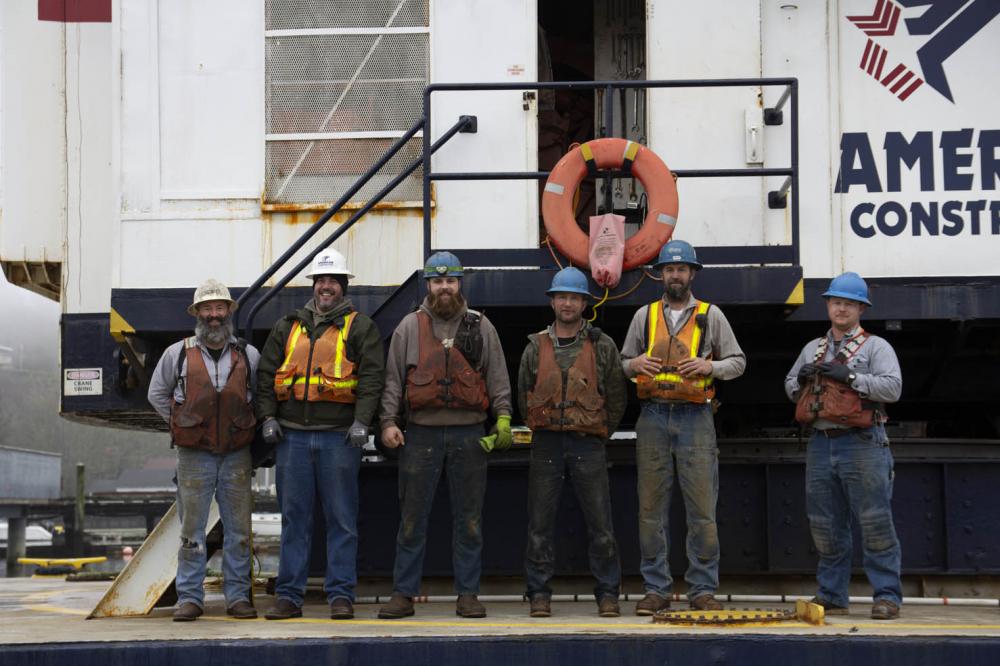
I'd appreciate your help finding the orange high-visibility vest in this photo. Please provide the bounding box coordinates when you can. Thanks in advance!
[635,300,715,404]
[526,333,607,437]
[273,313,358,403]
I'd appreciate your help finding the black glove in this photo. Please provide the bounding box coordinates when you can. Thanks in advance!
[348,420,369,448]
[262,417,283,445]
[797,363,822,385]
[818,362,853,385]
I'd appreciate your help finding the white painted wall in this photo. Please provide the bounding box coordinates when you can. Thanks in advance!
[0,2,67,269]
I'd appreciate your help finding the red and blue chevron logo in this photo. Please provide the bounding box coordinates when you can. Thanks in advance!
[846,0,1000,104]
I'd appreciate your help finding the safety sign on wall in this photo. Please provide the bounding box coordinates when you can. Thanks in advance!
[64,368,103,396]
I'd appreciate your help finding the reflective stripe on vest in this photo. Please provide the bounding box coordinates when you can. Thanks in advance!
[645,300,713,389]
[277,313,358,392]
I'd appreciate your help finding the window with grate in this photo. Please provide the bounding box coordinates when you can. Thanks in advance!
[264,0,429,205]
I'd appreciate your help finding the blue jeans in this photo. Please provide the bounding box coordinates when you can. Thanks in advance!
[806,426,902,607]
[525,431,621,601]
[176,446,252,609]
[635,401,719,599]
[391,423,486,596]
[274,428,361,605]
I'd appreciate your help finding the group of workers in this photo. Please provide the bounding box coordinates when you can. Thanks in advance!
[148,239,903,623]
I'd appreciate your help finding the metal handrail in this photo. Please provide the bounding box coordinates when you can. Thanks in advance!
[240,115,476,338]
[421,77,799,266]
[234,116,425,322]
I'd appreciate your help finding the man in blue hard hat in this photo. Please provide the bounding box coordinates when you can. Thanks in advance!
[785,272,903,620]
[517,267,627,618]
[378,251,513,619]
[620,240,746,615]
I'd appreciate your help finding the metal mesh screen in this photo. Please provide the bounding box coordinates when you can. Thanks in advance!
[266,0,428,30]
[264,0,429,205]
[266,34,426,134]
[265,137,424,204]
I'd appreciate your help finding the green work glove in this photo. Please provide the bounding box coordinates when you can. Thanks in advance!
[494,415,513,451]
[479,433,498,453]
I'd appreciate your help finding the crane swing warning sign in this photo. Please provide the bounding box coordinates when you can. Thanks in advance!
[64,368,103,396]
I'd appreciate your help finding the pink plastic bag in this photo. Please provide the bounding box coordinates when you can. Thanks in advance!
[588,213,625,288]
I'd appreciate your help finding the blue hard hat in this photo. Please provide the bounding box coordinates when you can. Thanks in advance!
[546,267,591,297]
[822,272,871,306]
[653,239,702,269]
[423,251,464,278]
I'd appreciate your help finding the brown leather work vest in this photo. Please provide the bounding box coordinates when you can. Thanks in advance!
[635,300,715,403]
[526,333,608,438]
[171,339,256,453]
[406,311,489,413]
[273,314,358,403]
[795,330,882,428]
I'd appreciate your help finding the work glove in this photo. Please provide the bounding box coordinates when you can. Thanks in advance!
[348,420,369,448]
[818,362,853,385]
[796,363,822,386]
[479,415,513,453]
[261,417,283,445]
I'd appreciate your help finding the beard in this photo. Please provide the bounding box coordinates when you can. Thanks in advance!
[195,314,233,347]
[665,280,691,301]
[428,289,466,319]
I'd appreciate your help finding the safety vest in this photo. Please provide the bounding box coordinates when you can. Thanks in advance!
[635,300,715,403]
[406,311,489,413]
[170,339,256,453]
[795,329,883,428]
[273,313,358,403]
[526,332,608,438]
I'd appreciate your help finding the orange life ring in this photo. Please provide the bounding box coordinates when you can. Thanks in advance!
[541,138,679,271]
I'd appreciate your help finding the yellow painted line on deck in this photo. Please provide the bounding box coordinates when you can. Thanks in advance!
[23,604,90,617]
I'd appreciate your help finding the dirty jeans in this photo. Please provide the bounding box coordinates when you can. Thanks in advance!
[391,423,486,596]
[274,428,361,605]
[175,445,252,609]
[524,431,621,601]
[635,401,719,600]
[806,426,902,607]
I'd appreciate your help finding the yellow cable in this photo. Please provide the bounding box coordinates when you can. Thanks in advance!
[588,288,609,322]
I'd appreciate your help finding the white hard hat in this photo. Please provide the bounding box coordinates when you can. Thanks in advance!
[305,249,354,279]
[188,279,236,316]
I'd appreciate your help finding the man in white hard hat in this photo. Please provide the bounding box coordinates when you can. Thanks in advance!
[785,272,903,620]
[256,249,384,621]
[148,279,260,621]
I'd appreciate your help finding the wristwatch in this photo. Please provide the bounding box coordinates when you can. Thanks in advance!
[847,371,857,386]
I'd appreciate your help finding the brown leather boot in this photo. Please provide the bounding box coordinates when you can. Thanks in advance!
[378,594,415,619]
[635,593,670,616]
[529,595,551,617]
[689,593,723,611]
[264,597,302,620]
[226,600,258,619]
[456,594,487,618]
[330,598,354,620]
[172,602,203,622]
[598,596,621,618]
[870,599,899,620]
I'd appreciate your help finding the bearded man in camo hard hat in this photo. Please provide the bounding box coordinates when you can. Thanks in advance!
[148,279,260,622]
[378,251,513,620]
[255,248,385,621]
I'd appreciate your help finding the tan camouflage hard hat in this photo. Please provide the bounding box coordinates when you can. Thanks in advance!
[187,279,237,316]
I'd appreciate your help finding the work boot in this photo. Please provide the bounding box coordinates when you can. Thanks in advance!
[598,596,621,618]
[226,600,258,619]
[529,595,551,618]
[456,594,487,618]
[689,593,723,611]
[809,596,849,616]
[378,594,415,619]
[635,593,670,616]
[870,599,900,620]
[264,598,302,620]
[330,598,354,620]
[172,602,203,622]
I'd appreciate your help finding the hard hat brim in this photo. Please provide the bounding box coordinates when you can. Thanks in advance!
[187,299,238,316]
[545,288,591,297]
[822,289,872,306]
[652,260,702,270]
[306,270,355,279]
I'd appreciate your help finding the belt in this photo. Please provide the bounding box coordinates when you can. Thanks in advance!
[813,427,867,438]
